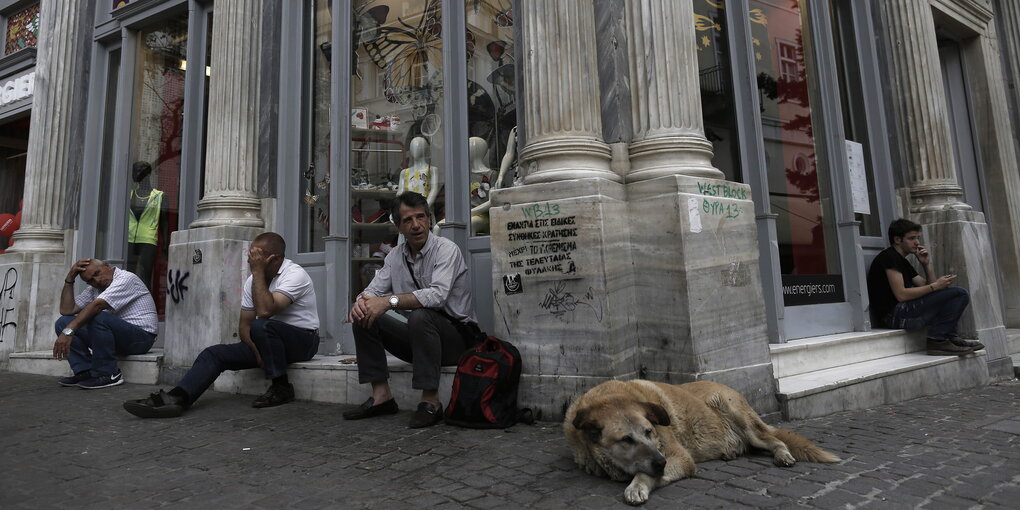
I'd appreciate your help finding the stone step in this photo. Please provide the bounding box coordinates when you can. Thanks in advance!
[776,349,989,420]
[8,349,164,385]
[1007,329,1020,354]
[212,354,455,407]
[770,329,927,379]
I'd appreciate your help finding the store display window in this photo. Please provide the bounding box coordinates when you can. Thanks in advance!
[0,116,27,254]
[126,15,189,316]
[348,0,446,298]
[4,2,38,56]
[694,0,741,184]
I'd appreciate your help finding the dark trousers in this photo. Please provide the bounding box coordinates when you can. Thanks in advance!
[55,313,155,377]
[175,318,318,403]
[353,309,469,391]
[888,286,970,340]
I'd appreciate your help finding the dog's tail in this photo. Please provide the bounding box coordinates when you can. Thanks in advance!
[773,429,841,463]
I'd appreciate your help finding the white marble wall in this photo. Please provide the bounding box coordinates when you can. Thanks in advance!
[627,175,775,413]
[489,179,637,418]
[0,253,66,363]
[162,226,262,373]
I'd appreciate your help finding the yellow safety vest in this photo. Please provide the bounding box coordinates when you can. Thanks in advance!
[127,189,163,245]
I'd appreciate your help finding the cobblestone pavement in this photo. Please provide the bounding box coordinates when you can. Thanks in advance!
[1,371,1018,509]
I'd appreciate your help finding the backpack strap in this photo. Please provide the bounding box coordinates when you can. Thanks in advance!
[405,258,485,348]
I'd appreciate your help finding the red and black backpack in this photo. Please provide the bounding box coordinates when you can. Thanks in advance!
[445,335,533,428]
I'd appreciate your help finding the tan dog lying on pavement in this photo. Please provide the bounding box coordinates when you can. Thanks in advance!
[564,380,840,505]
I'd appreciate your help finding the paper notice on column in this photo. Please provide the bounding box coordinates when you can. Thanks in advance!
[846,140,871,214]
[688,197,702,233]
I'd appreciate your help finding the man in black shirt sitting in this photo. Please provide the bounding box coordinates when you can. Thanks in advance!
[866,218,983,356]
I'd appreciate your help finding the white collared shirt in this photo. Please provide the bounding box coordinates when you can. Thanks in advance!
[75,267,158,334]
[241,259,319,330]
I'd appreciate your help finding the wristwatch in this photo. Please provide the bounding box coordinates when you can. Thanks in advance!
[389,295,399,309]
[61,328,75,337]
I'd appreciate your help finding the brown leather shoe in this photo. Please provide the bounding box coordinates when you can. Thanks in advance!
[926,338,974,356]
[342,397,399,420]
[408,401,443,428]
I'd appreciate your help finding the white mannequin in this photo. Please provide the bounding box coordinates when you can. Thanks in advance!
[397,137,440,210]
[470,127,516,235]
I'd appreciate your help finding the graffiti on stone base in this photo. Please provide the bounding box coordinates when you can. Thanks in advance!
[167,269,190,304]
[0,267,18,343]
[538,281,603,323]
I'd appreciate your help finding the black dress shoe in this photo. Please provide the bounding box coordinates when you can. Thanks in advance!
[123,390,185,418]
[949,336,985,350]
[252,382,295,408]
[408,401,443,428]
[343,397,399,420]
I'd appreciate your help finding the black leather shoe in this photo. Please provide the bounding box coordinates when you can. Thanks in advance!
[343,397,399,420]
[949,336,985,350]
[252,382,295,408]
[408,401,443,428]
[123,390,185,418]
[926,338,974,356]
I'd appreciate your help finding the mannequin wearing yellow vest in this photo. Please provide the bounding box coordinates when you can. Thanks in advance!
[127,161,167,288]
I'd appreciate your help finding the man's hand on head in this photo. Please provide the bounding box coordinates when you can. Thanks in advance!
[66,258,90,282]
[248,246,269,274]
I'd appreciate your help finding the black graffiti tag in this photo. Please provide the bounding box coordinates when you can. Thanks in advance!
[167,269,190,304]
[0,267,18,343]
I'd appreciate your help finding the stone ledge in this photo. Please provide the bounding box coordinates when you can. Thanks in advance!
[210,355,456,407]
[8,349,164,385]
[776,350,989,420]
[770,329,927,379]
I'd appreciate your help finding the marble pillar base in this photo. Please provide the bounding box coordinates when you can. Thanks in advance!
[489,178,637,417]
[0,252,67,363]
[914,208,1011,377]
[627,175,776,414]
[162,226,263,371]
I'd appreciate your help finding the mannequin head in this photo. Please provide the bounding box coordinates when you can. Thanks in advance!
[409,137,428,162]
[132,161,153,183]
[468,137,489,172]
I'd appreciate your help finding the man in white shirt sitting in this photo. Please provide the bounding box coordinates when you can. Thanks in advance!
[123,232,320,418]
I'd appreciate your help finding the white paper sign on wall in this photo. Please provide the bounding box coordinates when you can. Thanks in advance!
[846,140,870,215]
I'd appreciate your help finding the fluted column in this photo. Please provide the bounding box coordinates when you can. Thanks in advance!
[519,0,616,184]
[191,0,264,227]
[879,0,967,211]
[624,0,723,182]
[8,0,92,253]
[999,0,1020,144]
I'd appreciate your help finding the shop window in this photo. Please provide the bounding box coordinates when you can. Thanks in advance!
[694,0,741,183]
[349,0,446,298]
[750,0,843,301]
[127,15,189,317]
[465,0,517,236]
[829,0,881,237]
[95,50,121,260]
[299,0,333,253]
[0,116,27,254]
[4,2,39,55]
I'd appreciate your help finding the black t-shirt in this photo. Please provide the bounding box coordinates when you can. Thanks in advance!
[867,247,918,324]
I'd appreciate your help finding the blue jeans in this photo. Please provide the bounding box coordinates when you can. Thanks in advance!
[55,313,156,377]
[889,286,970,340]
[175,318,318,404]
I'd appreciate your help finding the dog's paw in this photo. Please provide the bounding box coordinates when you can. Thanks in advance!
[773,448,796,467]
[624,481,650,505]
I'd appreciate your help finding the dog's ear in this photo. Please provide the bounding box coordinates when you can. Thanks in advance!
[572,408,602,442]
[641,402,671,427]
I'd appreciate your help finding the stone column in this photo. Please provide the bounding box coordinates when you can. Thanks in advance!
[624,0,723,182]
[518,0,615,184]
[9,0,93,253]
[878,0,967,212]
[1,1,96,360]
[190,0,265,228]
[163,0,266,378]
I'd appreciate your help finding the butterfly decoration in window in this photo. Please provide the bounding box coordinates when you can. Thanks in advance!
[360,0,475,107]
